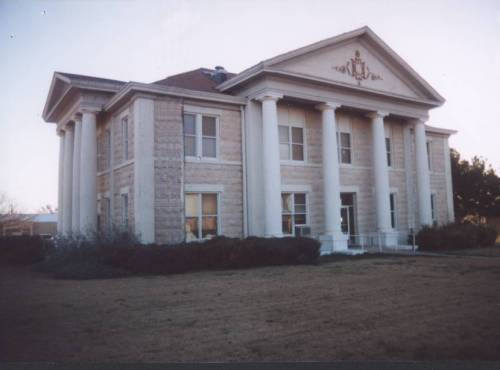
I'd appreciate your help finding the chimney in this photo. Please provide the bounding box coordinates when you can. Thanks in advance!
[212,66,228,84]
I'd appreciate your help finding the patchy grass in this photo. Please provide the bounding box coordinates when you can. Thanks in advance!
[1,252,500,361]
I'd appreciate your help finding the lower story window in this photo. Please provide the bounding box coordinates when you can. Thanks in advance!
[430,193,437,224]
[389,193,396,229]
[281,192,307,235]
[185,192,218,242]
[121,194,129,230]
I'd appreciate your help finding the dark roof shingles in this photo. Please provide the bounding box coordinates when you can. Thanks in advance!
[153,68,236,93]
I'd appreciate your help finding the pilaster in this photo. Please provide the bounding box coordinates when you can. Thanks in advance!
[133,97,155,243]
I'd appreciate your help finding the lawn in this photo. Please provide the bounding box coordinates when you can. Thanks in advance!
[1,251,500,361]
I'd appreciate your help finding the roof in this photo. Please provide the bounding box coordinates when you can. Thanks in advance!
[56,72,127,86]
[425,124,457,136]
[0,213,58,223]
[154,68,236,93]
[31,213,58,223]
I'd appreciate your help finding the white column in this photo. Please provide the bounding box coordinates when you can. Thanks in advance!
[367,111,395,245]
[316,102,348,253]
[57,131,65,233]
[79,110,98,235]
[62,124,74,235]
[71,116,82,234]
[256,92,283,237]
[414,119,432,226]
[133,97,155,243]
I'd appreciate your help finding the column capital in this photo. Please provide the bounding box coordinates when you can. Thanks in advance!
[80,106,101,115]
[72,113,82,123]
[315,101,341,111]
[254,91,283,102]
[366,110,390,120]
[409,117,428,126]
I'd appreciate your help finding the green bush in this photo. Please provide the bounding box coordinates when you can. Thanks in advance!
[37,234,320,279]
[0,235,52,265]
[416,222,498,251]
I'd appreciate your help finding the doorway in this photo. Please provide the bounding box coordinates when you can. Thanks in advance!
[340,192,356,244]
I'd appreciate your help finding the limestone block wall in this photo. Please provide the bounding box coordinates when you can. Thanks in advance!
[428,133,450,224]
[183,102,244,240]
[154,97,184,244]
[153,97,244,243]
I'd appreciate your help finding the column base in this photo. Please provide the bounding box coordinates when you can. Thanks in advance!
[319,233,349,255]
[375,231,399,247]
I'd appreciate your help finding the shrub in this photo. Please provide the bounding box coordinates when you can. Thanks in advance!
[0,235,51,265]
[415,226,442,251]
[37,233,320,279]
[476,224,498,247]
[106,236,321,276]
[416,222,498,251]
[35,231,136,279]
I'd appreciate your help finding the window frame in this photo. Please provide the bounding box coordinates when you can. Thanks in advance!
[336,131,352,165]
[104,197,111,231]
[106,128,112,169]
[426,140,432,171]
[121,116,129,162]
[389,192,397,229]
[184,192,221,242]
[430,193,437,224]
[278,124,306,162]
[183,112,219,161]
[281,192,309,236]
[121,193,129,230]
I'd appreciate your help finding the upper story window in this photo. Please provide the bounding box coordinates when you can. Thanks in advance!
[336,132,352,164]
[386,137,392,167]
[279,125,304,161]
[281,192,307,235]
[183,113,218,159]
[106,128,111,169]
[122,117,129,161]
[426,141,432,170]
[185,192,219,241]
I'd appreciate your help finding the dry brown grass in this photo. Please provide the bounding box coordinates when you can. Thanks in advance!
[1,252,500,361]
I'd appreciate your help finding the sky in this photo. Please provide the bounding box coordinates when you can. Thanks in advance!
[0,0,499,212]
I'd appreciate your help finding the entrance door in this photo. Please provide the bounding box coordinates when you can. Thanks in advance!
[340,193,356,244]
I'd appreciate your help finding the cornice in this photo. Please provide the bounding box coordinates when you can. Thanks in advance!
[315,102,342,111]
[104,82,247,113]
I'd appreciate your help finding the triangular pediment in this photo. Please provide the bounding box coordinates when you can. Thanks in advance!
[220,27,444,104]
[270,39,425,99]
[42,73,72,121]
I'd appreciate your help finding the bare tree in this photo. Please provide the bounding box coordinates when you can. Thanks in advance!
[0,192,19,215]
[38,205,57,214]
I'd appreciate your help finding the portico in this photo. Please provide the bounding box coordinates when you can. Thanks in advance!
[251,86,433,252]
[56,109,99,236]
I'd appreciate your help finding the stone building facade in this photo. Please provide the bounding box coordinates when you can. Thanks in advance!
[42,27,456,253]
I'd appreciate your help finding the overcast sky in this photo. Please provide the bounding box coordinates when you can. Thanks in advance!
[0,0,499,212]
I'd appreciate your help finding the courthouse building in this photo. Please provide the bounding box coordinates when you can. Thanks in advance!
[42,26,456,253]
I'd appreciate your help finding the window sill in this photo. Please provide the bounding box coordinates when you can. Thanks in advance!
[185,156,219,163]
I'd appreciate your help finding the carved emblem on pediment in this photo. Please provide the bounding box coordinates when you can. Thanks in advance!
[333,50,382,85]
